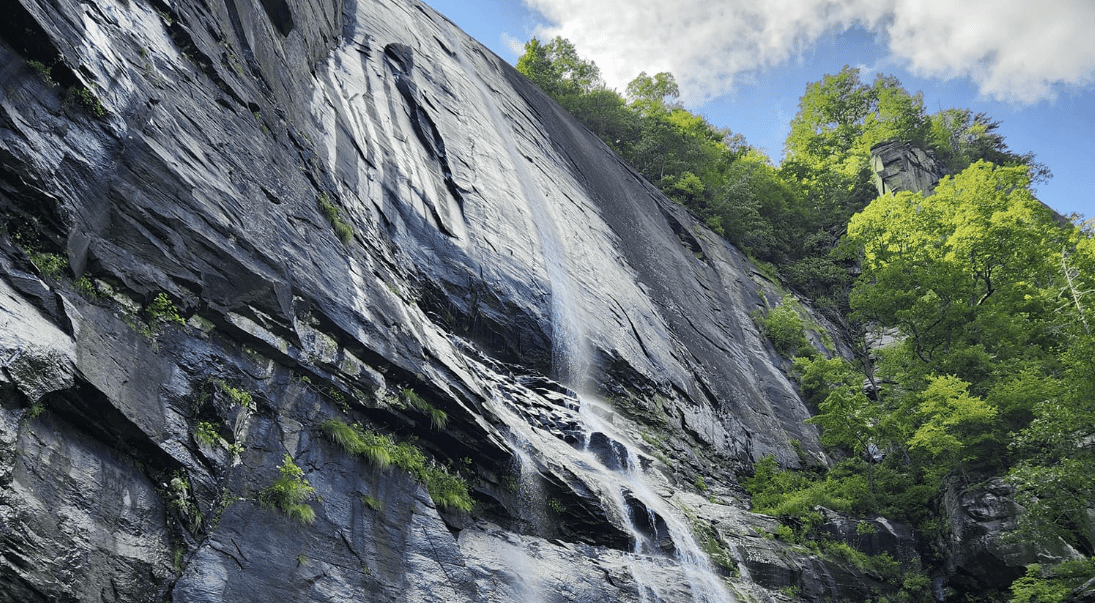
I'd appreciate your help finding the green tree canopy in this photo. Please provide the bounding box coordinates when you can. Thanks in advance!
[516,36,603,98]
[907,375,996,463]
[848,161,1063,368]
[625,71,680,115]
[927,108,1051,182]
[782,67,932,233]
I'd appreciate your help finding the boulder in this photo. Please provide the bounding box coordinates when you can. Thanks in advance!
[941,478,1085,593]
[870,140,945,196]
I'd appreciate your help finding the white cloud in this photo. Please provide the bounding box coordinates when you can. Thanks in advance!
[500,32,527,58]
[522,0,1095,105]
[885,0,1095,104]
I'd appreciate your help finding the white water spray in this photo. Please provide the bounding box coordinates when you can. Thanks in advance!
[448,25,735,603]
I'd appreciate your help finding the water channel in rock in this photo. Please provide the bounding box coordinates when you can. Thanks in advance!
[451,26,737,602]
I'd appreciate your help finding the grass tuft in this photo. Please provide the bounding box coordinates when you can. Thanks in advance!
[321,419,392,468]
[285,503,317,525]
[319,419,471,511]
[259,454,317,525]
[317,193,354,244]
[402,388,448,430]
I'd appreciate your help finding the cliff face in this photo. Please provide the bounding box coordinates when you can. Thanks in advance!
[0,0,902,601]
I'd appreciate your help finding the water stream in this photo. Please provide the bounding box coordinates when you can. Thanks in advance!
[508,438,549,602]
[449,27,735,602]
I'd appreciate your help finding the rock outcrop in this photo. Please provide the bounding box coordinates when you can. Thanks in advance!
[870,140,944,196]
[940,478,1085,597]
[0,0,907,601]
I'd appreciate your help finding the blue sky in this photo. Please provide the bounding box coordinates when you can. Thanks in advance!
[426,0,1094,220]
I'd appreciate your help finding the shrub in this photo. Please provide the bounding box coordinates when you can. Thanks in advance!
[259,454,316,525]
[744,454,862,533]
[27,60,55,85]
[324,386,350,413]
[195,420,243,455]
[147,292,186,326]
[213,379,252,408]
[775,524,795,541]
[824,541,900,582]
[74,275,98,298]
[320,419,472,511]
[167,472,202,531]
[66,86,104,117]
[29,251,67,279]
[194,421,220,446]
[757,296,814,358]
[423,466,473,512]
[390,439,475,511]
[25,402,46,421]
[1011,559,1095,603]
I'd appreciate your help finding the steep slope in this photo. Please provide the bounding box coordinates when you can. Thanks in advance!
[0,0,903,601]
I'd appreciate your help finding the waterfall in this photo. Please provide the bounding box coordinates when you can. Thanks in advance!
[445,28,583,387]
[510,434,551,536]
[448,26,735,603]
[579,394,734,603]
[508,436,550,602]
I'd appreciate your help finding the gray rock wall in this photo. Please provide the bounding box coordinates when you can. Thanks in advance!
[0,0,903,601]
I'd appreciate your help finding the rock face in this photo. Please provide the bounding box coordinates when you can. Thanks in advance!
[940,478,1084,596]
[0,0,905,601]
[870,140,944,196]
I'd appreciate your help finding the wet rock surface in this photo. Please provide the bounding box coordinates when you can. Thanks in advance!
[0,0,906,601]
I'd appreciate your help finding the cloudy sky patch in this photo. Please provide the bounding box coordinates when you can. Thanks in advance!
[524,0,1095,105]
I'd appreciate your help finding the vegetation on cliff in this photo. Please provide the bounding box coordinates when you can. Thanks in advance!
[518,36,1094,602]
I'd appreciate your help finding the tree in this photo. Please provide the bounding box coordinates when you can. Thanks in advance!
[927,109,1051,182]
[515,36,602,98]
[785,68,929,163]
[1008,333,1095,549]
[703,150,793,259]
[625,71,679,115]
[1058,223,1095,335]
[847,161,1063,369]
[843,159,1081,508]
[560,88,640,155]
[906,375,996,478]
[782,67,933,244]
[800,358,880,455]
[784,66,874,161]
[865,75,931,151]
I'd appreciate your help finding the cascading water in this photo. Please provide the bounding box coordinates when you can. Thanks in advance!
[507,438,550,602]
[448,26,736,603]
[442,26,583,389]
[509,433,552,537]
[580,395,733,602]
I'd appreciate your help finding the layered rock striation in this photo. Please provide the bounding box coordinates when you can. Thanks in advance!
[0,0,911,601]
